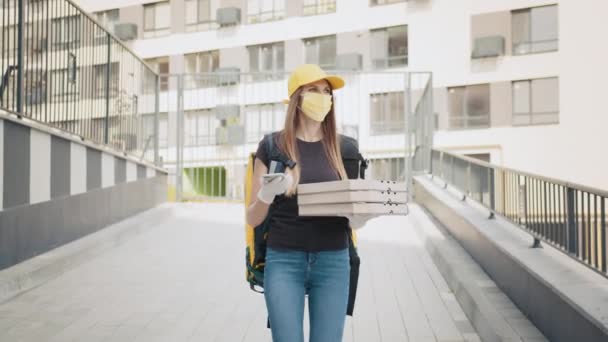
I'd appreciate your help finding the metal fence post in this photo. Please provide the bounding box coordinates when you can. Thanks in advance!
[176,74,184,202]
[567,187,577,254]
[16,0,25,114]
[154,74,160,166]
[489,168,495,219]
[104,33,111,144]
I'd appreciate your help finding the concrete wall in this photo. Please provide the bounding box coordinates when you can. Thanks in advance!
[0,113,167,271]
[414,176,608,342]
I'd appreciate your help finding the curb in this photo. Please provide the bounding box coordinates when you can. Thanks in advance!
[409,203,536,342]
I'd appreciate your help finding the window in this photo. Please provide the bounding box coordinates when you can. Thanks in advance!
[144,1,170,38]
[51,68,79,102]
[185,109,217,146]
[91,63,119,99]
[303,0,336,16]
[52,15,81,50]
[247,0,285,24]
[304,35,336,70]
[184,50,219,87]
[95,9,119,34]
[248,42,284,79]
[245,103,285,142]
[370,158,405,182]
[448,84,490,129]
[513,77,559,126]
[370,92,405,135]
[186,0,216,32]
[145,57,169,91]
[370,0,406,5]
[371,25,407,68]
[512,5,558,55]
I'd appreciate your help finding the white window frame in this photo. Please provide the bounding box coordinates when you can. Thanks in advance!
[447,84,491,130]
[512,5,558,55]
[512,77,559,126]
[143,1,171,38]
[247,0,285,24]
[371,25,408,69]
[303,35,336,70]
[302,0,336,16]
[185,0,217,32]
[248,42,284,79]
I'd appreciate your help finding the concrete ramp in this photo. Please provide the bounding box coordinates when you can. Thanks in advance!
[0,202,544,341]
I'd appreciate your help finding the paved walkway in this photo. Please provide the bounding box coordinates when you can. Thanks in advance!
[0,203,480,341]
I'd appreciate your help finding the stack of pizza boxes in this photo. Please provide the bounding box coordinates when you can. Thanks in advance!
[297,179,409,217]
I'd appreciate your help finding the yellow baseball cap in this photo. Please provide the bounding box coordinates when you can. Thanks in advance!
[283,64,345,104]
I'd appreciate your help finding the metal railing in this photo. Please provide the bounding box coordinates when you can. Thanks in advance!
[0,0,159,164]
[431,148,608,277]
[157,70,432,202]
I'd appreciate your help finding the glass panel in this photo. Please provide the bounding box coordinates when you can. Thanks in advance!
[185,54,197,74]
[448,87,465,128]
[531,5,558,52]
[249,46,260,72]
[248,0,259,16]
[371,29,388,68]
[185,0,197,24]
[513,80,530,114]
[156,2,170,29]
[531,112,559,125]
[107,9,119,23]
[261,45,273,71]
[466,84,489,117]
[275,43,285,71]
[275,0,286,16]
[513,113,531,126]
[532,77,558,114]
[198,0,210,22]
[318,35,336,68]
[387,26,407,66]
[304,39,318,64]
[512,10,530,54]
[144,5,155,30]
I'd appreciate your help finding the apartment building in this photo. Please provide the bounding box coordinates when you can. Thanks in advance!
[78,0,608,191]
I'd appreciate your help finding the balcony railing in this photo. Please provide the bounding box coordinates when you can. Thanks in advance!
[431,149,608,278]
[0,0,160,164]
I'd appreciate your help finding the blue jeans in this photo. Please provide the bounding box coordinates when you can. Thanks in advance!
[264,247,350,342]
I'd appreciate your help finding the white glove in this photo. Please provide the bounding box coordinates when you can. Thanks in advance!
[257,173,293,204]
[345,214,376,230]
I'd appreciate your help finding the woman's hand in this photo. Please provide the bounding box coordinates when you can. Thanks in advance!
[344,214,376,230]
[257,173,293,204]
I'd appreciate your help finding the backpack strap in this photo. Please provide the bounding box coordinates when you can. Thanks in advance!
[263,132,296,173]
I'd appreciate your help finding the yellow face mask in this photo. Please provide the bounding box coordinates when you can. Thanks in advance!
[299,92,332,122]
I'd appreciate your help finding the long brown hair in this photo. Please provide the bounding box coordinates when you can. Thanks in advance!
[278,83,348,196]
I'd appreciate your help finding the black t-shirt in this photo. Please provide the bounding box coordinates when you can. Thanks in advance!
[256,136,349,252]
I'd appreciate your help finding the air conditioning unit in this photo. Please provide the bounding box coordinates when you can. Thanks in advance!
[114,23,138,41]
[336,53,363,70]
[214,105,240,120]
[217,7,241,27]
[471,36,505,59]
[215,67,240,85]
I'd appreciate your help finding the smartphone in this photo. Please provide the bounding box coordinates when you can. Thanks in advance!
[263,173,285,184]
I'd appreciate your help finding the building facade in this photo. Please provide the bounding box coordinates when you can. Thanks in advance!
[78,0,608,192]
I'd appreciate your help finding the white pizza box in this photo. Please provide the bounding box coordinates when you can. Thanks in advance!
[298,190,407,205]
[299,202,409,216]
[297,179,407,195]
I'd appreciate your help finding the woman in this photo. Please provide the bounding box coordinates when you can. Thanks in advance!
[246,64,373,342]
